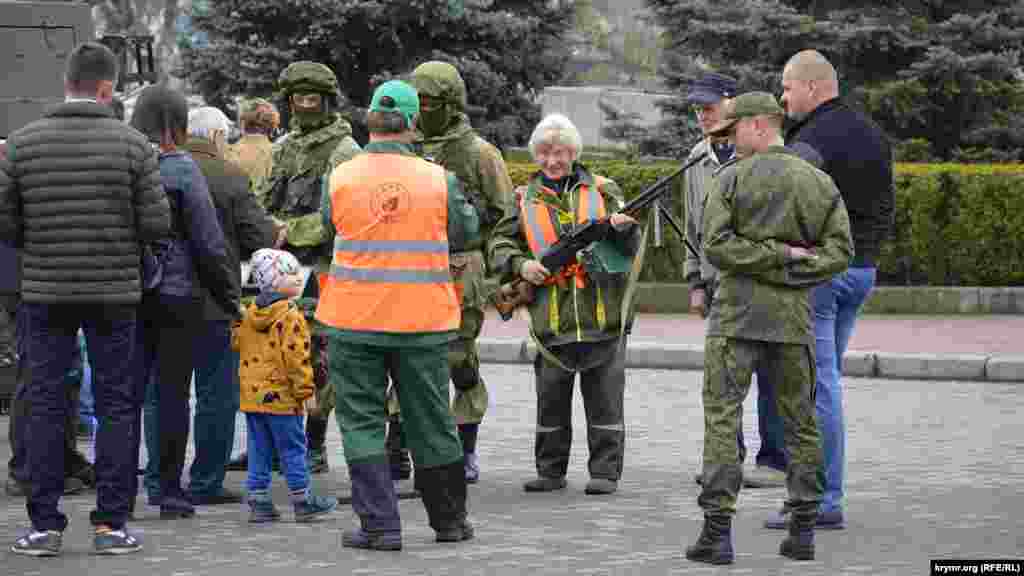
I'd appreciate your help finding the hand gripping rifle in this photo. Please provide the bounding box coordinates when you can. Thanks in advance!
[491,152,707,321]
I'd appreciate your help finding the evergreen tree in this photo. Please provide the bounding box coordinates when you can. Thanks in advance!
[646,0,1024,160]
[177,0,573,148]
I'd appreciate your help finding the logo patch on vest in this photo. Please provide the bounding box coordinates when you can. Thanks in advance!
[372,182,411,222]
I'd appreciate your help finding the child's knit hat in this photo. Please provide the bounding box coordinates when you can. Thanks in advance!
[250,248,301,293]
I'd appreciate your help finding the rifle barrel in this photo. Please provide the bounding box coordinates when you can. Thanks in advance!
[621,151,708,216]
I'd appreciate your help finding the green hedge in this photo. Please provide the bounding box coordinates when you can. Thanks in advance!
[507,161,1024,286]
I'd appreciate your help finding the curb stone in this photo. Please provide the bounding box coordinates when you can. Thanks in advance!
[875,352,988,381]
[478,338,1024,382]
[985,356,1024,382]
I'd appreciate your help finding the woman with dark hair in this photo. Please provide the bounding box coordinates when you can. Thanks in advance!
[129,85,240,518]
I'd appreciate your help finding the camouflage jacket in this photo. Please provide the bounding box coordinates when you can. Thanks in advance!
[703,145,853,345]
[488,164,641,348]
[417,114,513,252]
[255,114,361,270]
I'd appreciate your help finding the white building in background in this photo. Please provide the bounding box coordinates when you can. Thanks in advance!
[540,85,672,150]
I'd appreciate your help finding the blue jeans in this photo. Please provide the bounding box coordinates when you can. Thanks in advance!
[22,303,138,532]
[245,413,308,493]
[187,321,239,497]
[812,266,876,514]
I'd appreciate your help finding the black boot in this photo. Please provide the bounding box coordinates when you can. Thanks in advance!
[684,515,734,565]
[341,462,402,551]
[386,417,411,481]
[780,510,815,560]
[418,459,474,543]
[306,415,330,474]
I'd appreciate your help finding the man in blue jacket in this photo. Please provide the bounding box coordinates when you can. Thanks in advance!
[766,49,894,531]
[0,42,170,556]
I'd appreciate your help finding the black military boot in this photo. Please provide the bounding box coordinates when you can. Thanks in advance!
[418,459,474,543]
[684,515,734,565]
[779,510,815,561]
[305,415,330,474]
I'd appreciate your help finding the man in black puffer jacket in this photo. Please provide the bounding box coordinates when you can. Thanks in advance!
[0,42,170,557]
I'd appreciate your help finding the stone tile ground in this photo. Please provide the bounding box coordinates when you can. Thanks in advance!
[1,366,1022,575]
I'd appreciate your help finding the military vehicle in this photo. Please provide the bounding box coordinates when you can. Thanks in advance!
[0,0,154,408]
[1,0,94,140]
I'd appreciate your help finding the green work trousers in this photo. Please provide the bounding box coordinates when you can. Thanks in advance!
[330,337,462,468]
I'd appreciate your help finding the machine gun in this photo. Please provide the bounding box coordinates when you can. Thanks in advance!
[491,152,707,321]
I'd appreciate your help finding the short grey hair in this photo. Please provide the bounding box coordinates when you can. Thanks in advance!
[187,106,231,141]
[528,113,582,162]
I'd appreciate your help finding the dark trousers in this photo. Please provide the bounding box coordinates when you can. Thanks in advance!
[187,320,238,496]
[22,302,137,532]
[137,293,200,500]
[533,338,626,481]
[6,295,89,483]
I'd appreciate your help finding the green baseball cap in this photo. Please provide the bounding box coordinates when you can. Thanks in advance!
[369,80,419,128]
[707,91,785,136]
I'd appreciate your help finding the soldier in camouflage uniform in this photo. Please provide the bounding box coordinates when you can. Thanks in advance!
[685,92,853,566]
[386,61,513,484]
[251,61,362,474]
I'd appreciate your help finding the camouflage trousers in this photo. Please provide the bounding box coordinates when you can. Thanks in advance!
[699,336,822,517]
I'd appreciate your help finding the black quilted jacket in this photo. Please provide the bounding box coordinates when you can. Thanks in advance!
[0,101,171,304]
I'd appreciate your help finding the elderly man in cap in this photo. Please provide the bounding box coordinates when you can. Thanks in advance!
[685,92,852,565]
[681,72,789,490]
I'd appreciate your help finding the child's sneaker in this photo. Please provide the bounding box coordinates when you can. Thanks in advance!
[248,498,282,523]
[93,528,143,555]
[293,493,338,523]
[10,530,62,556]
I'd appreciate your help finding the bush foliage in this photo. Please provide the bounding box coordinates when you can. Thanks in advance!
[506,161,1024,286]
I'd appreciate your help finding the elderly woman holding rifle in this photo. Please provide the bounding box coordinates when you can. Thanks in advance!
[488,113,641,496]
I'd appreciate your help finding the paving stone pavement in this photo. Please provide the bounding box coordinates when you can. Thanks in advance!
[1,365,1022,575]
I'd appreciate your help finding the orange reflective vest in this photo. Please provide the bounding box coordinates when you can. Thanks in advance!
[519,176,609,288]
[315,153,459,333]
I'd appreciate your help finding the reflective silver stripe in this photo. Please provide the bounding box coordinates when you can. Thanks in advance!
[589,423,624,432]
[333,238,448,254]
[329,264,450,284]
[535,425,563,433]
[523,200,552,256]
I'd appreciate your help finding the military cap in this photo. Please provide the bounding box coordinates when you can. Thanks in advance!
[707,91,785,136]
[686,72,737,105]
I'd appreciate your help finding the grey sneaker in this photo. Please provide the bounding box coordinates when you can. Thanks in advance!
[293,493,338,523]
[11,530,62,557]
[93,529,143,555]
